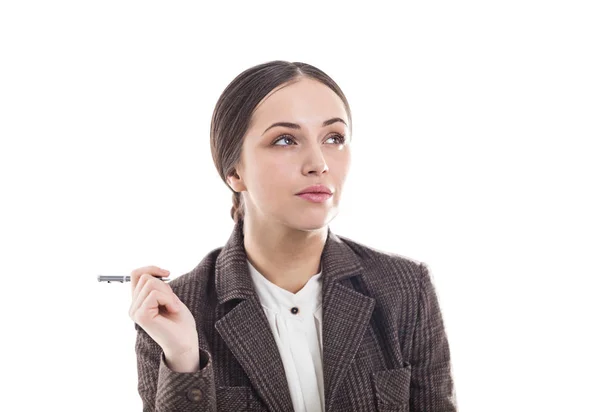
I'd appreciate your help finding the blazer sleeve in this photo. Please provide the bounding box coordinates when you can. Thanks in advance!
[134,323,217,412]
[409,263,458,411]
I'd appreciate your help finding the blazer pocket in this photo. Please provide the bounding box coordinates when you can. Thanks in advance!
[216,386,267,411]
[371,364,412,411]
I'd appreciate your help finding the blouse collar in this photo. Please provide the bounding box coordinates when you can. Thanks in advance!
[247,259,323,319]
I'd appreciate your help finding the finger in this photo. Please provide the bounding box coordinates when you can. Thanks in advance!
[130,275,176,319]
[131,274,152,304]
[130,266,170,297]
[131,266,171,292]
[133,289,180,325]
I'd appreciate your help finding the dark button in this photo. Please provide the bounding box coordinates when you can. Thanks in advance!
[187,387,202,402]
[290,307,299,314]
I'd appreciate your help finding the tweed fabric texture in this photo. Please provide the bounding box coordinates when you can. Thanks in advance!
[134,220,457,411]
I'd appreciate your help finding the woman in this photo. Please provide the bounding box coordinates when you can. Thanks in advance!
[129,60,457,411]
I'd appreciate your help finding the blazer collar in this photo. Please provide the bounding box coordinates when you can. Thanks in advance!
[214,219,374,412]
[215,219,363,305]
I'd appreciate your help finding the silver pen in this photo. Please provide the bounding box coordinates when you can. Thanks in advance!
[97,275,171,283]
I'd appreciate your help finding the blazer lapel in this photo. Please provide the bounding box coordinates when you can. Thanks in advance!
[214,220,294,412]
[320,229,375,412]
[214,220,375,412]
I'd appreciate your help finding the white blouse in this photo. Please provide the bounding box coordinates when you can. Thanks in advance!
[247,259,325,412]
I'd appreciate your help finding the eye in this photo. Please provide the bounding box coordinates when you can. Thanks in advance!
[272,134,297,146]
[327,134,347,144]
[271,133,347,146]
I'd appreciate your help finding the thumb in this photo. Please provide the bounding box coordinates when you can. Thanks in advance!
[169,294,182,313]
[167,296,180,313]
[154,290,180,314]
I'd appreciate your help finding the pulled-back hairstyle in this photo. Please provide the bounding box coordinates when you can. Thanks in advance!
[210,60,352,224]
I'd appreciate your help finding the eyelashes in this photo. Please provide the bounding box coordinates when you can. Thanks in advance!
[271,133,347,146]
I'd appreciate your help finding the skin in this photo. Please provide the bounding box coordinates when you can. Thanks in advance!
[226,77,352,294]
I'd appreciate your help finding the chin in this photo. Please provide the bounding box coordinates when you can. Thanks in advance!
[288,211,337,232]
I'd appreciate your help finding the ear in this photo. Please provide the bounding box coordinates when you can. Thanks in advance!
[227,169,246,192]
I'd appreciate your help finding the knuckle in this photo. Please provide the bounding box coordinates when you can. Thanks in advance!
[133,308,148,324]
[132,310,141,323]
[130,268,141,279]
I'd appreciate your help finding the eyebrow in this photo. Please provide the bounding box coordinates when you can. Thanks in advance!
[262,117,348,135]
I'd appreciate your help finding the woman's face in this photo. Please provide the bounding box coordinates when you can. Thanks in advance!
[231,77,351,231]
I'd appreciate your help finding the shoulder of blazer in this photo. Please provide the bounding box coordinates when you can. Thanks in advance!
[334,234,429,293]
[159,246,223,302]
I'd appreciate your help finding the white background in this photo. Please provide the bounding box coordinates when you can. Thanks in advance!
[1,1,598,410]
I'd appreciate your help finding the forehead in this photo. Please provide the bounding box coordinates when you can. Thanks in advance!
[249,78,347,128]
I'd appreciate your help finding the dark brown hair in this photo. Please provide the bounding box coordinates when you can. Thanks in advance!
[210,60,353,224]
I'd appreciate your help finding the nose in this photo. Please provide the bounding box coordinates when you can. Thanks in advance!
[302,147,329,176]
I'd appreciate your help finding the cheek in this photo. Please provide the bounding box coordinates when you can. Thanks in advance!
[330,151,351,180]
[253,158,294,194]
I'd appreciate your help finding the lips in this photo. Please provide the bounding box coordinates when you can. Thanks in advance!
[296,185,333,195]
[296,192,332,203]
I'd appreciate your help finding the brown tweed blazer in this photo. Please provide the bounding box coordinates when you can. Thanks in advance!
[134,220,457,411]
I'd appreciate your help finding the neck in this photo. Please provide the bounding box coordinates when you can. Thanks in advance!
[242,218,328,294]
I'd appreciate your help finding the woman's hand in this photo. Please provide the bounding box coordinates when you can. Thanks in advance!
[129,265,199,370]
